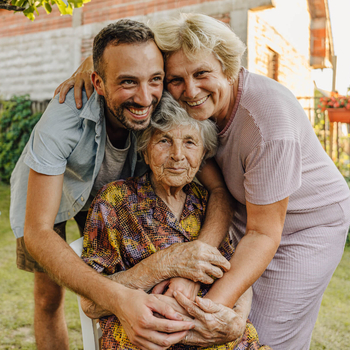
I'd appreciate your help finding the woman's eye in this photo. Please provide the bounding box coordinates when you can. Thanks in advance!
[196,71,208,77]
[167,78,182,85]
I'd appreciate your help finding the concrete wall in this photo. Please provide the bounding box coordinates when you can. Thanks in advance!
[0,0,235,101]
[0,0,314,101]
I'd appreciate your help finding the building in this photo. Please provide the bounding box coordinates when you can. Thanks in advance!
[0,0,333,101]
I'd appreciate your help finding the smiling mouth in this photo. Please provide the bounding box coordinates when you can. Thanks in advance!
[186,95,209,107]
[126,106,151,117]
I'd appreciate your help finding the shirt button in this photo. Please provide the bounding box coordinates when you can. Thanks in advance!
[68,212,71,216]
[73,208,75,212]
[81,196,84,201]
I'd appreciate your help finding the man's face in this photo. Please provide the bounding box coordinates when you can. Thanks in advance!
[93,41,164,132]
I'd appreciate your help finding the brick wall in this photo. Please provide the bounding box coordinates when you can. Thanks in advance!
[247,0,314,99]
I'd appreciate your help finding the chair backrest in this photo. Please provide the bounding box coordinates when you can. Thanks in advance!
[70,237,102,350]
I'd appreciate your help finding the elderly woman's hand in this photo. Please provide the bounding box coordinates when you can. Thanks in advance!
[152,277,201,302]
[54,55,94,109]
[158,240,230,284]
[174,291,247,347]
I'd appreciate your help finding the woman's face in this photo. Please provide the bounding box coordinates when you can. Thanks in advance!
[165,50,232,123]
[144,125,205,189]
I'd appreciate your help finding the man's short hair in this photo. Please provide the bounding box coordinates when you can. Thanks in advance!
[93,19,155,81]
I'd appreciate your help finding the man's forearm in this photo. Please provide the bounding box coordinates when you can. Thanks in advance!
[24,226,132,316]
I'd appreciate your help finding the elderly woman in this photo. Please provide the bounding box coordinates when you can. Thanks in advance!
[80,92,270,350]
[56,13,350,350]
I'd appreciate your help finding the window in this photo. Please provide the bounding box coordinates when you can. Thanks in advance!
[267,48,279,81]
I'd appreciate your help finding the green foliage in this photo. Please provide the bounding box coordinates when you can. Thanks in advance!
[0,95,42,184]
[11,0,91,21]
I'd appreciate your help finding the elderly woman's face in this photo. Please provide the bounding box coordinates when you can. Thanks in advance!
[144,125,205,188]
[165,50,232,123]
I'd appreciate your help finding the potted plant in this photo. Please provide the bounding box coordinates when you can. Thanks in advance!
[318,92,350,123]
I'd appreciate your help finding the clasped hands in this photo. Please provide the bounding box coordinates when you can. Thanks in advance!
[82,240,247,350]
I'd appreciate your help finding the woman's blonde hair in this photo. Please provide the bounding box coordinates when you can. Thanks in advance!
[150,13,246,81]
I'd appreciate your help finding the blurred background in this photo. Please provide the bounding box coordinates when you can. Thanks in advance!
[0,0,349,348]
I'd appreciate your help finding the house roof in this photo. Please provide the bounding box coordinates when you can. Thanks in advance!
[308,0,334,68]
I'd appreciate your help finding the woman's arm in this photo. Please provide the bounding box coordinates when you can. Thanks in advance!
[204,197,288,307]
[54,55,94,108]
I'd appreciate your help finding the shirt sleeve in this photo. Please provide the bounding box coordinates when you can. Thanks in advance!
[24,97,83,175]
[244,139,302,205]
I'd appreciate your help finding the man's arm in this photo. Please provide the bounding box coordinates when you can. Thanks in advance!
[24,169,195,350]
[196,159,235,247]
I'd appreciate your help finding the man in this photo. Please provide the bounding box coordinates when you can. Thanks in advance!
[10,20,239,349]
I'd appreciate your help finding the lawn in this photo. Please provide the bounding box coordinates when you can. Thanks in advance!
[0,182,349,349]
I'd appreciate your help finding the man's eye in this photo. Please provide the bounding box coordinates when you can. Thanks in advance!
[159,138,169,144]
[121,80,135,85]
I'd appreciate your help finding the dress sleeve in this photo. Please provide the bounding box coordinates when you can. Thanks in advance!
[81,189,125,275]
[244,139,302,205]
[24,97,82,175]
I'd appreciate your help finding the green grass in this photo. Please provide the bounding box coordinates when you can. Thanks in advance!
[0,183,83,349]
[0,182,349,349]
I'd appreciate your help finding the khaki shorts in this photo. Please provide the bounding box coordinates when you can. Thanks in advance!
[16,211,88,273]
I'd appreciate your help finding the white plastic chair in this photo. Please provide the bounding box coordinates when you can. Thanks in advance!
[70,237,102,350]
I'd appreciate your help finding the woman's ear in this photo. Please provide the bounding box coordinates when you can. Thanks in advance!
[91,72,105,96]
[143,150,150,165]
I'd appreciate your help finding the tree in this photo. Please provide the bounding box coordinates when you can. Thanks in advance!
[0,0,90,20]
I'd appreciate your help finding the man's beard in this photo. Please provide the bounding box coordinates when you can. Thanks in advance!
[105,95,158,132]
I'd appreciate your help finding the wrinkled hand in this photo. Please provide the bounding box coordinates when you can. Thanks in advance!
[152,294,191,318]
[115,288,194,350]
[54,55,94,109]
[174,291,246,347]
[158,241,230,284]
[152,278,200,302]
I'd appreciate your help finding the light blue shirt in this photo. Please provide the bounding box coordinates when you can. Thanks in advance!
[10,89,146,238]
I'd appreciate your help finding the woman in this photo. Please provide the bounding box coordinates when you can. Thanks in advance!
[81,92,270,350]
[56,14,350,350]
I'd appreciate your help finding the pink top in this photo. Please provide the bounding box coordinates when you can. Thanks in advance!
[215,68,350,232]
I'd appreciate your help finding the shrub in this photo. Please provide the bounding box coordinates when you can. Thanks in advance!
[0,95,42,184]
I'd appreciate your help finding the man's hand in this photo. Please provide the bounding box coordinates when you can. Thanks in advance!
[152,278,200,302]
[115,289,194,350]
[54,55,94,109]
[174,291,246,347]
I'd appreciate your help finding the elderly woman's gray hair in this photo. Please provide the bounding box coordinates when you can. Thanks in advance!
[137,92,218,161]
[149,13,246,82]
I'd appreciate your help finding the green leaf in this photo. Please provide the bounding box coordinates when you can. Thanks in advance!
[43,1,52,13]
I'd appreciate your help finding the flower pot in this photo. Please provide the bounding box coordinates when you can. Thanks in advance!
[327,108,350,123]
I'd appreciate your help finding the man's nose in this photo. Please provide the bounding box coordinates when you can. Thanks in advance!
[134,83,153,106]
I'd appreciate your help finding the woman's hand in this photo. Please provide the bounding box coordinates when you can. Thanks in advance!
[54,55,94,109]
[174,291,246,346]
[152,278,201,302]
[158,240,230,284]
